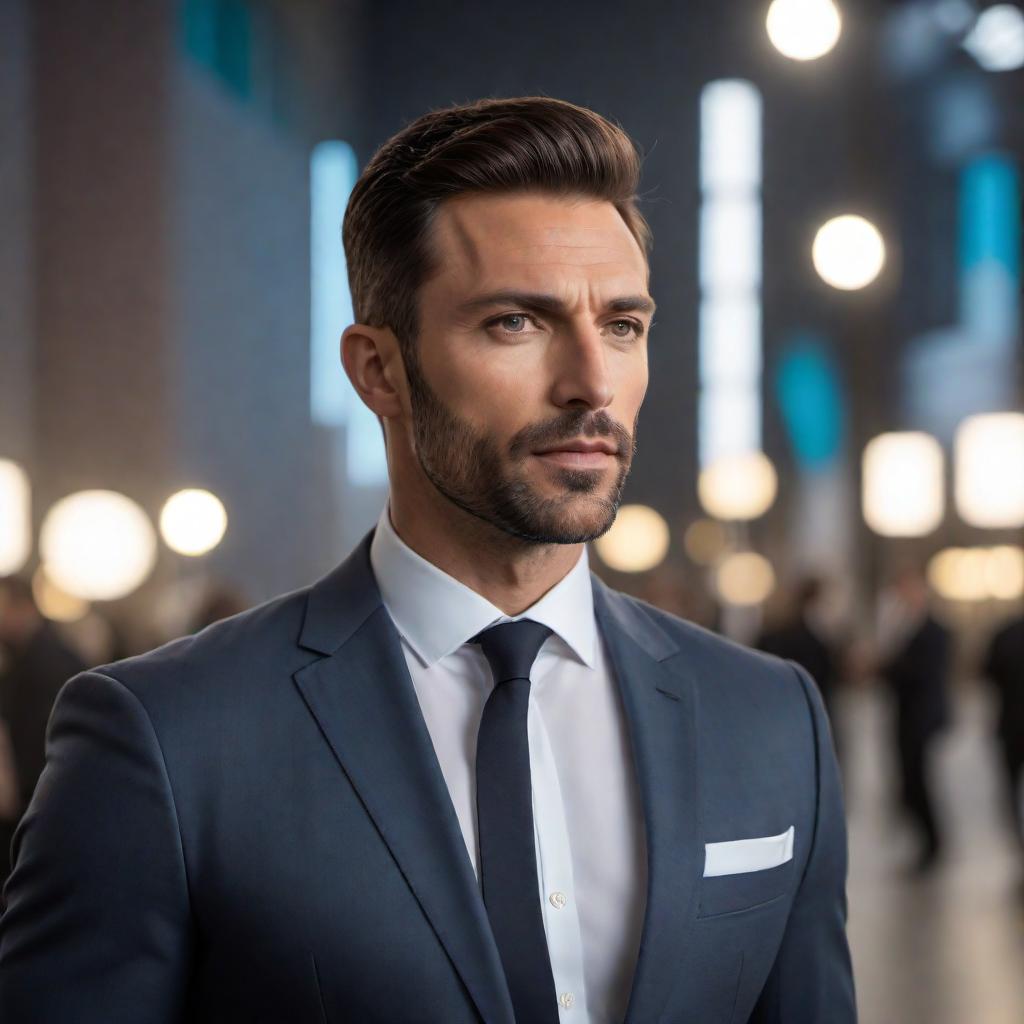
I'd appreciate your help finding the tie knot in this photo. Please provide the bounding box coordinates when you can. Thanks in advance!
[470,619,553,685]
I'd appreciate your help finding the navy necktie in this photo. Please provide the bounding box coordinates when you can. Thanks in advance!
[471,619,560,1024]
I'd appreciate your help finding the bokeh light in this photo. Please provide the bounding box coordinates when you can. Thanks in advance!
[683,518,730,565]
[0,458,31,575]
[928,547,989,602]
[954,412,1024,529]
[715,551,777,606]
[985,545,1024,600]
[39,489,157,601]
[698,451,778,521]
[766,0,842,61]
[31,566,91,623]
[812,215,886,290]
[962,4,1024,72]
[862,432,944,537]
[928,545,1024,602]
[160,488,229,556]
[594,504,671,573]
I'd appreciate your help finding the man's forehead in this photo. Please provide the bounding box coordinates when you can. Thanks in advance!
[426,192,649,303]
[430,192,646,270]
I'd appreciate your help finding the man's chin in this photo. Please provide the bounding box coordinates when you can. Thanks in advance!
[510,500,620,546]
[531,456,617,489]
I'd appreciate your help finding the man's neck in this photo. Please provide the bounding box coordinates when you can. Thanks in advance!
[387,496,584,617]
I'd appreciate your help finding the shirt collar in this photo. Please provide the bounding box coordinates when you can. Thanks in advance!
[368,500,597,670]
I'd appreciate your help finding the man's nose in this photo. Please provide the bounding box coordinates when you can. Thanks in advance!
[548,327,614,410]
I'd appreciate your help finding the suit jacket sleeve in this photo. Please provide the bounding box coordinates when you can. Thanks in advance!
[0,669,194,1023]
[748,660,857,1023]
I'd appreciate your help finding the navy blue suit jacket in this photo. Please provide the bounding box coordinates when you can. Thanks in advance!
[0,528,856,1022]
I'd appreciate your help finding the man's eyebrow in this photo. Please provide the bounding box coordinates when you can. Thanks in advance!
[457,290,657,317]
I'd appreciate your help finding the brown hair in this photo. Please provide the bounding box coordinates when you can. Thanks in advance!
[342,95,652,359]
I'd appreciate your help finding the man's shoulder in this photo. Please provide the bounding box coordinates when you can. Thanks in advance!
[82,580,318,709]
[602,586,823,754]
[600,583,805,695]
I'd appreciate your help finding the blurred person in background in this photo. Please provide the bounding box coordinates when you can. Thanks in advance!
[632,562,712,627]
[0,576,87,888]
[875,564,952,875]
[981,609,1024,875]
[188,582,251,634]
[0,729,18,859]
[756,575,843,764]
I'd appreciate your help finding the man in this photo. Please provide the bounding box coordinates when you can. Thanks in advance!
[756,576,842,764]
[981,611,1024,865]
[876,566,952,874]
[0,576,87,886]
[0,96,855,1023]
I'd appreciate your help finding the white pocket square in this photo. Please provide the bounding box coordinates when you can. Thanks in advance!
[703,825,795,877]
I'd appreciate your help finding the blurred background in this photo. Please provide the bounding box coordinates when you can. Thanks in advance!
[1,0,1023,1020]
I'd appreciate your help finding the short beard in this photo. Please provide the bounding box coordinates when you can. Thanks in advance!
[403,343,637,545]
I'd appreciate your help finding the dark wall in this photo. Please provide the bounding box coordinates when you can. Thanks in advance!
[31,2,174,516]
[0,0,33,468]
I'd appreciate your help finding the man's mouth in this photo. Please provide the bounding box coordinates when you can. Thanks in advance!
[532,438,618,469]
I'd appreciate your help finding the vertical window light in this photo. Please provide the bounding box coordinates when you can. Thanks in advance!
[698,81,763,468]
[0,459,32,575]
[310,141,356,427]
[310,141,388,487]
[959,153,1021,340]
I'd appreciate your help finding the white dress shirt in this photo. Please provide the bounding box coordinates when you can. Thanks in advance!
[369,501,647,1024]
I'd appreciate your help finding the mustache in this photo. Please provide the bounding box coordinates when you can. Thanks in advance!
[511,410,634,458]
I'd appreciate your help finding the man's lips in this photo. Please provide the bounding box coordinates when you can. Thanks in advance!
[533,439,618,455]
[532,439,618,469]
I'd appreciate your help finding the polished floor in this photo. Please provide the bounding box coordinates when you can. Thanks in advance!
[840,683,1024,1024]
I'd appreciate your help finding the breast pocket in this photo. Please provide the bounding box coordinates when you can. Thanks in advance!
[697,825,796,919]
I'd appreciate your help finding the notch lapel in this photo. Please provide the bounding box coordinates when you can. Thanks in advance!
[592,574,703,1024]
[293,530,515,1024]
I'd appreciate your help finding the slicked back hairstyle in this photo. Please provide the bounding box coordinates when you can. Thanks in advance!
[342,95,652,361]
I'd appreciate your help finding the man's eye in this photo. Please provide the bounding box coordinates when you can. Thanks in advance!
[488,313,536,334]
[485,314,643,338]
[609,319,643,338]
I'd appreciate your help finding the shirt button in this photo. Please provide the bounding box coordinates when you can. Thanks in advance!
[548,890,568,909]
[558,992,575,1009]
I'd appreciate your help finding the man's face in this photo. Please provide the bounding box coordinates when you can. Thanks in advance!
[402,190,653,545]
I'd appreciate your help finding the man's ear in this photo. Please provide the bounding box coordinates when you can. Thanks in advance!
[340,323,405,420]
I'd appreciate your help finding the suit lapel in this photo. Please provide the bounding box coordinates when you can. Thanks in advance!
[592,574,703,1024]
[293,530,515,1024]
